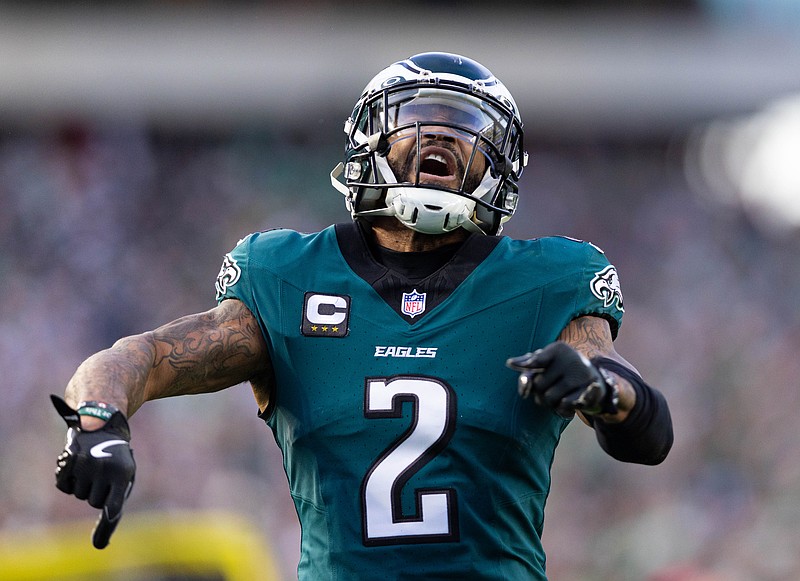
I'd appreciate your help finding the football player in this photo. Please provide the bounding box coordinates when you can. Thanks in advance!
[53,52,672,579]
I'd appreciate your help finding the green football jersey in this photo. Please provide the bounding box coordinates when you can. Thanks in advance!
[215,222,624,580]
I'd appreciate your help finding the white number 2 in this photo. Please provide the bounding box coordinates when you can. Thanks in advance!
[361,376,459,545]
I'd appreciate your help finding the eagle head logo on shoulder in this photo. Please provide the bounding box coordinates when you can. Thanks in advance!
[590,265,624,311]
[215,253,242,300]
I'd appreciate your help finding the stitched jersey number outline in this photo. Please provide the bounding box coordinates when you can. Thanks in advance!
[361,376,459,546]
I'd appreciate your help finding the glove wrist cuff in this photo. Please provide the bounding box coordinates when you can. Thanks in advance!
[594,366,620,415]
[586,358,621,415]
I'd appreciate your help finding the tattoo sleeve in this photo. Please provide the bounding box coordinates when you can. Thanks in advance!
[557,315,613,360]
[558,315,641,419]
[65,299,269,416]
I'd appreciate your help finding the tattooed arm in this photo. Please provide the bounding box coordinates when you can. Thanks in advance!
[507,315,673,462]
[556,315,673,464]
[53,299,271,544]
[557,315,637,424]
[65,299,270,427]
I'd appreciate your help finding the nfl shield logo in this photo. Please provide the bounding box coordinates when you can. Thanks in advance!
[401,289,427,318]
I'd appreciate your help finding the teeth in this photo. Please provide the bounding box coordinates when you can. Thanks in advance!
[424,153,448,165]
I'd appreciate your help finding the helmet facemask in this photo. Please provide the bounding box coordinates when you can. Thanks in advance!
[331,53,526,236]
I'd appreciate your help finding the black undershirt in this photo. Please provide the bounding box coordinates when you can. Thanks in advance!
[334,222,501,322]
[368,238,465,281]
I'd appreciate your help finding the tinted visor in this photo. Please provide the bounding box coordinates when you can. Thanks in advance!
[377,89,510,153]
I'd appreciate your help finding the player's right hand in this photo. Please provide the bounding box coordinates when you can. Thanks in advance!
[51,395,135,549]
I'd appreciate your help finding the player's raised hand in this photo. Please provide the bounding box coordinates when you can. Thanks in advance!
[51,395,135,549]
[506,342,619,418]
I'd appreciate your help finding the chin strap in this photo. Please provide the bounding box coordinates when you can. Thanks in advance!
[471,168,501,203]
[330,162,349,197]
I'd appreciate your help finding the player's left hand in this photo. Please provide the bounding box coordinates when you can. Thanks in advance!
[506,342,618,418]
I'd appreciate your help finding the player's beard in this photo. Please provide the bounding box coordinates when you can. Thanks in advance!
[392,140,484,194]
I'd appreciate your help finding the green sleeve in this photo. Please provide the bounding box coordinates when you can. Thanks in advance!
[575,241,625,338]
[214,232,256,305]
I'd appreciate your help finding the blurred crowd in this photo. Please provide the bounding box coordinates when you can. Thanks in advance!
[1,120,799,580]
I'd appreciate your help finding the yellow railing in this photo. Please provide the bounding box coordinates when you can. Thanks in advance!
[0,511,283,581]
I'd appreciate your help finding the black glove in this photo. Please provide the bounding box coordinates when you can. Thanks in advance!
[51,395,135,549]
[506,342,619,418]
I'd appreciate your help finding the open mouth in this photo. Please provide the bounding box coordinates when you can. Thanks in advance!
[416,146,459,183]
[420,153,452,177]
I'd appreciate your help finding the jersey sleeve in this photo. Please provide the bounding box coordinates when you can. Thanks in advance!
[574,241,625,339]
[214,233,256,305]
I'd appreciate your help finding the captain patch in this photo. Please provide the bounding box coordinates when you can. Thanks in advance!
[590,265,624,311]
[302,292,350,338]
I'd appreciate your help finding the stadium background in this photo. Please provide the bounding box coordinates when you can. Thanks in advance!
[2,1,800,579]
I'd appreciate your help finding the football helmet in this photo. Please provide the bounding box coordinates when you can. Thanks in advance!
[331,52,527,235]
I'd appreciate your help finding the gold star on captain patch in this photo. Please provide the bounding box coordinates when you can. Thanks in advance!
[311,326,318,332]
[332,326,339,333]
[322,326,329,332]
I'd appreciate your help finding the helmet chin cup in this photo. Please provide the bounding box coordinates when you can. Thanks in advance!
[385,187,477,235]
